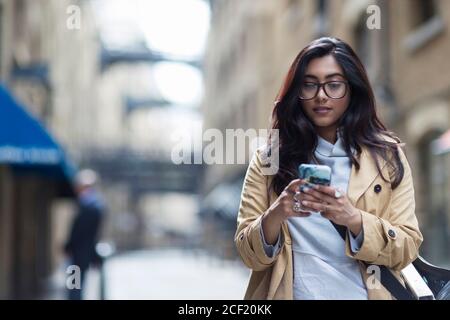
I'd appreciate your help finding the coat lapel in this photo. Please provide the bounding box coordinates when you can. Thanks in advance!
[347,147,388,205]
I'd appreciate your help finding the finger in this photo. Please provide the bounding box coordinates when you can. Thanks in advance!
[312,184,342,199]
[303,186,336,204]
[334,188,344,199]
[297,202,318,213]
[301,200,329,212]
[297,193,318,203]
[284,179,300,194]
[285,179,306,194]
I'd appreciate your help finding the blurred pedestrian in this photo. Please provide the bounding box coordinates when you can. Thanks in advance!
[64,169,105,300]
[235,37,423,300]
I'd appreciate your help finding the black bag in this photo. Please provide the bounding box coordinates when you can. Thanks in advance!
[413,256,450,300]
[330,221,450,300]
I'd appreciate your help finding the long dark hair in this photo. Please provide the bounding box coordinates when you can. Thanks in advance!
[269,37,404,195]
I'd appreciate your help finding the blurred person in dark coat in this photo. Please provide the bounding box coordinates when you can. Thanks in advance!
[64,169,105,300]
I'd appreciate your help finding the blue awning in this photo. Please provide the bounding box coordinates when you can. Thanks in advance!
[0,84,76,196]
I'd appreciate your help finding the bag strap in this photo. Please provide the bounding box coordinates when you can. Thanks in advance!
[330,221,415,300]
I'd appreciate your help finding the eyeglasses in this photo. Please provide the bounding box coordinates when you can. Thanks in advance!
[299,80,348,100]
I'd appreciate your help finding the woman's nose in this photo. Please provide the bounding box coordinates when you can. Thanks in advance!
[316,86,328,100]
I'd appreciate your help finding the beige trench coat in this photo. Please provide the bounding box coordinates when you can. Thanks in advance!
[235,145,423,300]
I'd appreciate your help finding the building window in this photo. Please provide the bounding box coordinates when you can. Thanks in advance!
[410,0,436,29]
[354,15,371,72]
[418,130,449,264]
[314,0,328,36]
[403,0,443,53]
[317,0,326,16]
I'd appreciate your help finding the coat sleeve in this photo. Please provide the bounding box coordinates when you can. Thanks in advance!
[345,147,423,271]
[234,149,284,271]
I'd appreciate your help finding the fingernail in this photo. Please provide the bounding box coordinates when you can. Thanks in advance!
[303,187,309,192]
[302,200,308,205]
[313,185,319,189]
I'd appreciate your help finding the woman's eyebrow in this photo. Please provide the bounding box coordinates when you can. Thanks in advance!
[304,73,345,79]
[325,73,345,79]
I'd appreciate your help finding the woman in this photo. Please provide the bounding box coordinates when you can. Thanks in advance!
[235,37,423,300]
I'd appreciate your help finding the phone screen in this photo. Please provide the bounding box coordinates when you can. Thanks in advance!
[298,164,331,187]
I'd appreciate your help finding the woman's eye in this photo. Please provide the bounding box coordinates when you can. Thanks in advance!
[303,83,317,89]
[328,82,342,90]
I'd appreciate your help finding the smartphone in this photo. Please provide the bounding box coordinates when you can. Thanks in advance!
[298,164,331,191]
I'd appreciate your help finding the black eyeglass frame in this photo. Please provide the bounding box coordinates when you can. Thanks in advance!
[298,80,349,100]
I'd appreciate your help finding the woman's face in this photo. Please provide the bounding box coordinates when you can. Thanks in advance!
[300,54,350,135]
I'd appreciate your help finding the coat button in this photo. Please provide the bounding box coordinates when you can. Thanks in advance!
[388,229,397,239]
[374,184,382,193]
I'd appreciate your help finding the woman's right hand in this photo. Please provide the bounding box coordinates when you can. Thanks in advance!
[267,179,315,222]
[261,179,319,245]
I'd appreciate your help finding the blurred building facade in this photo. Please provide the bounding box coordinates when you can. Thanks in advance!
[387,0,450,263]
[0,0,102,299]
[1,0,206,300]
[0,0,152,299]
[203,0,450,264]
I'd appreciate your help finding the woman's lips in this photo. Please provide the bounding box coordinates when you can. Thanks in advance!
[312,106,332,115]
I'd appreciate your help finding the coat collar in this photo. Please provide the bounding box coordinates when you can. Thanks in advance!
[347,147,388,205]
[316,134,349,157]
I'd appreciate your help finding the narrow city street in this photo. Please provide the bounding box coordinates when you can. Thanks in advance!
[83,249,249,300]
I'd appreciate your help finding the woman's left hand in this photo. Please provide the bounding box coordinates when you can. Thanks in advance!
[301,184,363,236]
